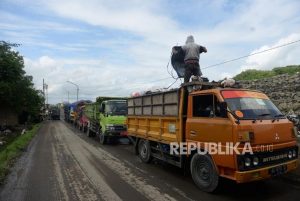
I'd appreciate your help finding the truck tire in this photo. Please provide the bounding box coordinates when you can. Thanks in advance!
[190,153,219,193]
[138,139,152,163]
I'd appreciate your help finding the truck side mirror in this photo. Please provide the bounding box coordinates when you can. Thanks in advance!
[220,102,228,117]
[99,104,105,113]
[220,101,227,108]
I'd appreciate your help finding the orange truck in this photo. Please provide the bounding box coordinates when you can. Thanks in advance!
[127,82,298,192]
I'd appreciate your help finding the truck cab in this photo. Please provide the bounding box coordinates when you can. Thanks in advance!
[187,88,298,186]
[98,99,127,144]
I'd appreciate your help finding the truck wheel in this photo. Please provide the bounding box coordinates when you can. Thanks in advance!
[190,153,219,193]
[99,133,107,145]
[138,139,152,163]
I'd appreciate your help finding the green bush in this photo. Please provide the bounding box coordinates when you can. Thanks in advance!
[234,65,300,80]
[0,124,40,183]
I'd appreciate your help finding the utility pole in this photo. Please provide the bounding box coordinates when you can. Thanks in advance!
[42,79,49,119]
[43,79,45,108]
[45,84,48,106]
[67,91,70,103]
[67,81,79,101]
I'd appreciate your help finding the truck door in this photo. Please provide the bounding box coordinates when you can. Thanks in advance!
[186,93,233,147]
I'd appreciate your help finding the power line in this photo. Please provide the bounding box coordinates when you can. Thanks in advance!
[202,39,300,70]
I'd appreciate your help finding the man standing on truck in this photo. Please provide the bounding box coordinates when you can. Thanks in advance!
[173,35,207,83]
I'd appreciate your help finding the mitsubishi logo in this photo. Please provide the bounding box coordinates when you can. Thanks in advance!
[275,133,280,140]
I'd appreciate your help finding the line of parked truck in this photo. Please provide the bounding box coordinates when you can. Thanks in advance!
[64,97,128,144]
[63,81,299,192]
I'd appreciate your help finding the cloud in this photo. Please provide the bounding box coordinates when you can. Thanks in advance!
[199,0,300,45]
[0,10,86,34]
[240,33,300,72]
[2,0,300,103]
[24,55,176,103]
[43,0,179,40]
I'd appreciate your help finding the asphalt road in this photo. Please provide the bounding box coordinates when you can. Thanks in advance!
[0,120,299,201]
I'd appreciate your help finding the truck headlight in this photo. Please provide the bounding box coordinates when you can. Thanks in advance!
[108,126,115,131]
[288,151,293,159]
[106,124,115,131]
[244,157,251,167]
[253,157,259,166]
[292,150,297,158]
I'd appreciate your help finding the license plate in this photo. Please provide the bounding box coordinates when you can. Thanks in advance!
[268,165,287,177]
[120,131,128,136]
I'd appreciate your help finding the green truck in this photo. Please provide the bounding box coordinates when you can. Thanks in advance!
[83,97,127,144]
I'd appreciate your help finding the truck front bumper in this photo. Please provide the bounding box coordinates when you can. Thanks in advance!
[235,159,298,183]
[105,130,128,137]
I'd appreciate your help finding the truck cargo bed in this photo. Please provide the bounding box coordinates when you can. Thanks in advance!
[127,89,183,144]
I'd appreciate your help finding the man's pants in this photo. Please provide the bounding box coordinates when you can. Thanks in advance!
[184,63,202,83]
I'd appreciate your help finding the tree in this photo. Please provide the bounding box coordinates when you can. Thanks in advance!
[0,41,44,123]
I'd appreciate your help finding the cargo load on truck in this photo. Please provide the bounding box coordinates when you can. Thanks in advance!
[72,100,92,126]
[127,81,298,192]
[82,102,100,137]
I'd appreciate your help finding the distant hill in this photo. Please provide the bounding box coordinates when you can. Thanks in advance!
[234,65,300,81]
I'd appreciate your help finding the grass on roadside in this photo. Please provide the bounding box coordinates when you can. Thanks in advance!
[0,123,40,184]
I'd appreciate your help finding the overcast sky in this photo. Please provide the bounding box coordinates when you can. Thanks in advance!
[1,0,300,103]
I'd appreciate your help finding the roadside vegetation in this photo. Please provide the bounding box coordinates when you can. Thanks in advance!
[234,65,300,80]
[0,41,44,123]
[0,124,40,183]
[0,41,44,184]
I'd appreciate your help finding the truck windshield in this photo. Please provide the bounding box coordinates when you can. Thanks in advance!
[222,90,283,120]
[106,101,127,116]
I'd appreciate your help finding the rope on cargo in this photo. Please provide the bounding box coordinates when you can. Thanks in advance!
[166,50,177,79]
[166,77,180,89]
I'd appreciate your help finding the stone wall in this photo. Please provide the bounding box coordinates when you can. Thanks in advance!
[239,73,300,115]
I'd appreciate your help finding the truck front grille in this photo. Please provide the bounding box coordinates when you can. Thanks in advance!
[237,146,298,171]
